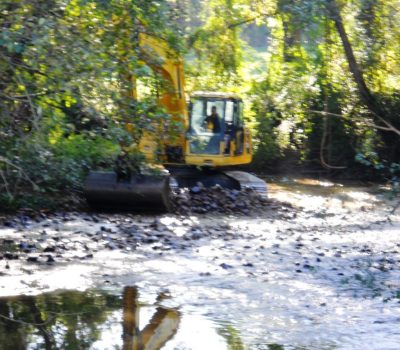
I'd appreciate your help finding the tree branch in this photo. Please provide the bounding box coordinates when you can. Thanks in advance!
[0,91,51,101]
[308,110,400,134]
[0,156,38,191]
[0,312,54,327]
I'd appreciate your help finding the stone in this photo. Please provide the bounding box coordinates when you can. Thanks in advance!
[27,256,39,263]
[220,263,234,269]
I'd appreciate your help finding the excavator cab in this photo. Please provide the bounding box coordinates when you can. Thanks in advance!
[185,92,252,167]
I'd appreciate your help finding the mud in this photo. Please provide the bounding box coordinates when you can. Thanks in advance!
[0,177,399,349]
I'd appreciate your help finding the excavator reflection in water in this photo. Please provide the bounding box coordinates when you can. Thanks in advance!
[122,287,180,350]
[84,24,267,211]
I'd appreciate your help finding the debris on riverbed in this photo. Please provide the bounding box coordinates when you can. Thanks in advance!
[172,184,277,215]
[0,183,399,349]
[0,191,297,270]
[0,180,299,270]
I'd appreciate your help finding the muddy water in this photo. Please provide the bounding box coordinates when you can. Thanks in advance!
[0,178,399,349]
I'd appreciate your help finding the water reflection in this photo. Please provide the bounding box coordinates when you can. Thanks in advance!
[0,290,118,349]
[122,287,179,350]
[0,287,251,350]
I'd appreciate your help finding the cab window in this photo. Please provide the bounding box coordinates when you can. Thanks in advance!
[190,99,224,134]
[190,99,204,134]
[235,101,244,127]
[225,101,234,124]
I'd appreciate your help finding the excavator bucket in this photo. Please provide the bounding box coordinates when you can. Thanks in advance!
[84,171,172,212]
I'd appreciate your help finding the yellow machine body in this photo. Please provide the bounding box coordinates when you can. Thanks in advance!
[136,33,252,169]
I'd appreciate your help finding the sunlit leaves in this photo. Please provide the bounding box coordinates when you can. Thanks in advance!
[0,0,185,204]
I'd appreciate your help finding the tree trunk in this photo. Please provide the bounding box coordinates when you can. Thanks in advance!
[326,0,380,116]
[327,0,400,161]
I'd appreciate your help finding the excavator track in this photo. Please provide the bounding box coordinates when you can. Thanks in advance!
[223,170,268,197]
[168,166,267,197]
[84,168,267,213]
[168,167,239,190]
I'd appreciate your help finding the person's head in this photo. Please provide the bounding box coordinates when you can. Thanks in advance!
[211,106,217,115]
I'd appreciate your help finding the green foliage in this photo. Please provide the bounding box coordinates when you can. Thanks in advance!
[0,131,120,210]
[0,0,184,210]
[1,0,400,211]
[356,153,400,200]
[186,0,400,172]
[187,0,247,90]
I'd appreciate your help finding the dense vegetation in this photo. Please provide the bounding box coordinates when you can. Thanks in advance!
[1,0,399,209]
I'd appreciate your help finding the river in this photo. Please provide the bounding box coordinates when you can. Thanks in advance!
[0,177,399,349]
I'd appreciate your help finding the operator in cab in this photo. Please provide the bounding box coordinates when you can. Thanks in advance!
[204,106,221,133]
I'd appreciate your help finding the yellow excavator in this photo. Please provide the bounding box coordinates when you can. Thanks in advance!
[84,27,266,211]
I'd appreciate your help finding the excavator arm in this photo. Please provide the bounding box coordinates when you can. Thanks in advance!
[138,32,187,119]
[134,31,188,163]
[84,27,187,212]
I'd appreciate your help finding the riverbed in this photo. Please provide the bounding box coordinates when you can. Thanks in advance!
[0,178,399,349]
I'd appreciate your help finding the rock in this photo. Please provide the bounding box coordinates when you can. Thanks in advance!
[199,272,211,276]
[191,231,203,240]
[106,242,118,250]
[242,262,254,267]
[19,242,29,251]
[27,256,39,263]
[144,236,158,244]
[220,263,234,269]
[43,246,56,253]
[190,186,202,194]
[4,253,18,260]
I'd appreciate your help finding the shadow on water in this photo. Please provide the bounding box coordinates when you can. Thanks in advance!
[0,287,287,350]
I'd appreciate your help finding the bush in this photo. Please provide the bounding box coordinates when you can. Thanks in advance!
[0,133,120,210]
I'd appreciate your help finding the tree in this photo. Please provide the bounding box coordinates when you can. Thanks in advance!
[0,0,185,208]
